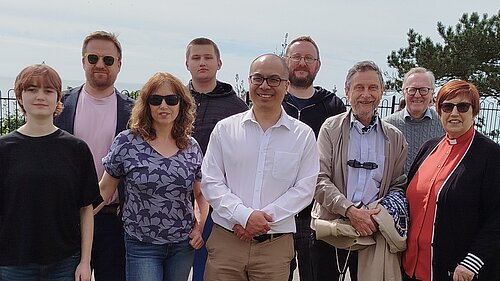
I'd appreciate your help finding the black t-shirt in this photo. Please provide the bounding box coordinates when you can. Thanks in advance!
[0,129,101,265]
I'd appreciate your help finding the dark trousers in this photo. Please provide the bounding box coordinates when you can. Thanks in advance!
[289,214,316,281]
[402,273,421,281]
[91,213,126,281]
[192,210,214,281]
[313,239,358,281]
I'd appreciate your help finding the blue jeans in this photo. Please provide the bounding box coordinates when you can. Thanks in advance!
[192,210,214,281]
[0,252,80,281]
[125,233,194,281]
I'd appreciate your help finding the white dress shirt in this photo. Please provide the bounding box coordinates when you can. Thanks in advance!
[201,108,319,233]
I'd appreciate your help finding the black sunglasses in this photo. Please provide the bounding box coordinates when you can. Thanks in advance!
[440,102,472,113]
[147,95,180,106]
[347,159,378,170]
[84,53,118,66]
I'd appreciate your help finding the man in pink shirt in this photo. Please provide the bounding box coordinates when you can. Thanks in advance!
[55,30,134,281]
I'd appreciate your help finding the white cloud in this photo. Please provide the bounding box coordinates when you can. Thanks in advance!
[1,0,498,95]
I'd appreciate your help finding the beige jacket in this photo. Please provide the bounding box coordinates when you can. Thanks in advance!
[357,202,407,281]
[311,111,407,222]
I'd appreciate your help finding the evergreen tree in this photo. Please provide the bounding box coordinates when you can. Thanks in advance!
[387,11,500,98]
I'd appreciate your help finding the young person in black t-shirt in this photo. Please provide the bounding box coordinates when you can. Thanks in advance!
[0,64,101,281]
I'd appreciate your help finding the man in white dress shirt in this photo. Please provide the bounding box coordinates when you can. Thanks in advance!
[201,54,320,281]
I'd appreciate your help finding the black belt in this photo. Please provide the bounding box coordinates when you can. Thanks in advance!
[252,233,286,243]
[219,225,287,243]
[98,204,119,215]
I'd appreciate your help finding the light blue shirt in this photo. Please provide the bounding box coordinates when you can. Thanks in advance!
[403,107,433,121]
[347,113,386,205]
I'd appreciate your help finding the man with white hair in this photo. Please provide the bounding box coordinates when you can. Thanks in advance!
[384,67,444,173]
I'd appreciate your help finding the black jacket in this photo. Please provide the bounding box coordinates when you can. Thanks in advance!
[408,131,500,280]
[189,80,248,154]
[282,86,346,138]
[282,86,346,218]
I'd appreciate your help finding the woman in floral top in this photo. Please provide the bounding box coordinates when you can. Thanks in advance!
[98,72,208,281]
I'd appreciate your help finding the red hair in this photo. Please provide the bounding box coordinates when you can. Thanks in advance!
[14,64,64,116]
[436,80,480,116]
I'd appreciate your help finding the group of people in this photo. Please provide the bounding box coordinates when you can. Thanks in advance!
[0,30,498,281]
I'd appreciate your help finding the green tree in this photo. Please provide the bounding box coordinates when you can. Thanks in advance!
[1,113,25,135]
[387,11,500,98]
[120,89,140,100]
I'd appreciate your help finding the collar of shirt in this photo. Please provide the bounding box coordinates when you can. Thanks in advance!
[350,112,379,134]
[403,107,433,122]
[242,107,293,131]
[445,124,475,145]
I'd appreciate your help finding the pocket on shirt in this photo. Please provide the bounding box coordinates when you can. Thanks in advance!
[273,151,300,180]
[371,155,385,184]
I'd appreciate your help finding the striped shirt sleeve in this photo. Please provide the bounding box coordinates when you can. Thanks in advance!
[460,253,484,275]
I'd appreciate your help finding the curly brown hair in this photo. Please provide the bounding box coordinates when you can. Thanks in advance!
[129,72,195,149]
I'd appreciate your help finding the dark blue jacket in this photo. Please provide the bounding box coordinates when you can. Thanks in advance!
[54,85,134,207]
[55,85,134,136]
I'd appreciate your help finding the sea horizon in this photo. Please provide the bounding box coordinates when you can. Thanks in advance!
[0,76,143,97]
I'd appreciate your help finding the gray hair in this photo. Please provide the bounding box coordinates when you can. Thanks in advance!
[402,67,435,89]
[344,60,384,89]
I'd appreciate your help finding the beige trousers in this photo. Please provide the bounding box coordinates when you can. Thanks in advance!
[204,224,294,281]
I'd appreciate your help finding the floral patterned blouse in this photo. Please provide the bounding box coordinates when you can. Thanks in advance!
[103,130,202,244]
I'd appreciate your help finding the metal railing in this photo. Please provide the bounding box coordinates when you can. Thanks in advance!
[338,95,500,143]
[0,89,25,135]
[2,89,499,143]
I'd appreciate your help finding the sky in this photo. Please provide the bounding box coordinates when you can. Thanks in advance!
[0,0,498,96]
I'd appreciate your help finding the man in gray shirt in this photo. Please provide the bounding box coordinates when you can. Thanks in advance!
[384,67,444,173]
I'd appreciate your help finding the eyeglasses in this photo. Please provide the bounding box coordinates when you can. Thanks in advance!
[347,159,378,170]
[147,95,180,106]
[287,55,318,64]
[249,75,287,87]
[84,53,118,66]
[404,87,432,96]
[439,102,472,113]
